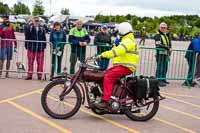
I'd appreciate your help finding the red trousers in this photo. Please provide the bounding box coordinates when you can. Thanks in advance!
[27,50,44,79]
[103,65,132,102]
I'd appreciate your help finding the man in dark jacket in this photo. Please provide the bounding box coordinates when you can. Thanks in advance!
[94,24,112,70]
[154,22,172,87]
[24,16,46,80]
[183,32,200,86]
[68,19,90,74]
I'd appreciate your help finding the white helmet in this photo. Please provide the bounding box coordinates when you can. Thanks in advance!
[116,22,133,36]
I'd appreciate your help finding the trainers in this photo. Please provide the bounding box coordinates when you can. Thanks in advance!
[94,100,109,110]
[25,77,32,80]
[163,80,170,84]
[159,81,167,87]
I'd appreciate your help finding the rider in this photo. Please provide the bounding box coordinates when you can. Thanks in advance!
[95,22,139,109]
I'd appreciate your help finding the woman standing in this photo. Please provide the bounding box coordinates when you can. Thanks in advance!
[50,22,66,79]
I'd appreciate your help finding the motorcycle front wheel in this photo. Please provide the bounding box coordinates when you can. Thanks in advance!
[41,79,82,119]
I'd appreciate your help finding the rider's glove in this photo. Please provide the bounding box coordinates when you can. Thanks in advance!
[96,55,102,61]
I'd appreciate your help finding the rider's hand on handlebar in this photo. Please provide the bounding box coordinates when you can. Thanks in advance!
[95,55,102,61]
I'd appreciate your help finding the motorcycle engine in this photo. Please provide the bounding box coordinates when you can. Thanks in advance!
[110,96,120,111]
[111,101,120,110]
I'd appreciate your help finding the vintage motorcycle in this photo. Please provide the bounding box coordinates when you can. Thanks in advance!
[41,56,165,121]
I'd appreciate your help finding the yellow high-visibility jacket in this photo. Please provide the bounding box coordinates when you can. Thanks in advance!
[101,32,139,72]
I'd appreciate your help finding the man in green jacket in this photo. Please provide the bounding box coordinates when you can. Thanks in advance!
[68,19,90,74]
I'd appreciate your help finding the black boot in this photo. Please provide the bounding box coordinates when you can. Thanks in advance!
[94,100,109,110]
[159,81,166,87]
[163,80,170,84]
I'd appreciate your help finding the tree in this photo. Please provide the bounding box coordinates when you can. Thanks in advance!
[125,14,132,20]
[194,18,200,28]
[0,2,10,14]
[95,15,110,23]
[130,16,138,29]
[115,15,127,23]
[32,0,45,16]
[13,2,30,15]
[61,8,70,15]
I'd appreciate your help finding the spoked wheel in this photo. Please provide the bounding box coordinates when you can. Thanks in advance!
[124,96,159,121]
[41,79,82,119]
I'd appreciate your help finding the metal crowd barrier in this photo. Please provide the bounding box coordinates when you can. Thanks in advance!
[137,47,196,83]
[52,42,112,76]
[0,38,53,80]
[56,42,196,84]
[0,39,196,84]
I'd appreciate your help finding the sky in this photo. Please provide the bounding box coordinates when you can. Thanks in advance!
[2,0,200,17]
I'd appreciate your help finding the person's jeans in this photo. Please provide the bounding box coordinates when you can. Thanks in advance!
[195,54,200,79]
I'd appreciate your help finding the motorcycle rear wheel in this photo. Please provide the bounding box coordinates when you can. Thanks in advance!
[124,96,159,121]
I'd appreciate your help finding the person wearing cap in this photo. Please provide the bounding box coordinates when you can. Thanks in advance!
[0,15,17,78]
[50,22,66,79]
[24,16,46,80]
[94,24,112,70]
[68,19,90,74]
[183,32,200,86]
[139,26,147,45]
[94,22,139,109]
[154,22,172,87]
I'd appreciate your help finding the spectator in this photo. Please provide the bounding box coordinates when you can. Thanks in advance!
[24,16,46,80]
[154,22,172,87]
[0,15,17,78]
[50,22,66,79]
[68,19,90,74]
[139,27,147,45]
[183,32,200,86]
[94,24,112,70]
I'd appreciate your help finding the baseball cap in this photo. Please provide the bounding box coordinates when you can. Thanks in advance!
[101,24,108,29]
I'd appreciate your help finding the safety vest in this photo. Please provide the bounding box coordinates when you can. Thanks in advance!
[101,33,139,72]
[158,32,170,46]
[69,27,88,37]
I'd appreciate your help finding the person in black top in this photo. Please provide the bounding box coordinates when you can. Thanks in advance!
[94,24,112,70]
